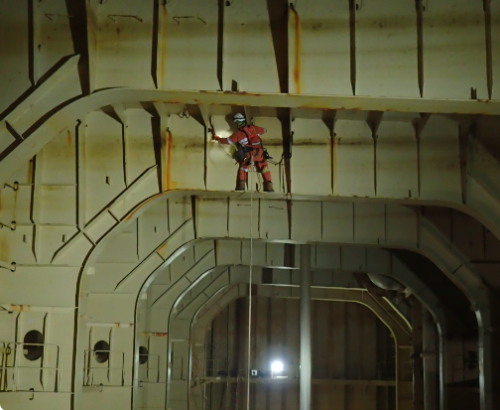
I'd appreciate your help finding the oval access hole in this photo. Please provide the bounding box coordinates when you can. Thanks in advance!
[23,330,44,361]
[94,340,110,363]
[139,346,149,365]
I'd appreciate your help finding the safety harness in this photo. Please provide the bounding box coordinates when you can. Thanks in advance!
[237,126,272,161]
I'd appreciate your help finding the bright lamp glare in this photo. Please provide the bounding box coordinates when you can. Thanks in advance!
[271,360,284,373]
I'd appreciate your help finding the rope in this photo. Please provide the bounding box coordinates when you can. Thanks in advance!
[217,141,235,160]
[246,153,254,410]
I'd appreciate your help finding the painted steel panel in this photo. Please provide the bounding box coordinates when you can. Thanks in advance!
[423,0,487,99]
[88,262,139,293]
[341,246,366,272]
[1,185,33,225]
[260,199,288,240]
[114,253,165,295]
[216,240,241,266]
[0,1,30,115]
[207,114,239,192]
[36,225,78,264]
[85,293,137,323]
[52,233,93,266]
[81,388,131,410]
[356,0,419,97]
[184,250,216,283]
[169,250,195,283]
[228,198,259,239]
[139,200,169,258]
[167,116,205,190]
[353,203,385,244]
[124,112,156,184]
[193,240,215,262]
[266,242,285,266]
[39,185,76,225]
[15,311,49,391]
[241,240,267,267]
[334,120,375,197]
[159,0,219,90]
[289,0,351,95]
[86,211,118,244]
[95,0,155,88]
[493,2,500,99]
[168,197,192,234]
[419,116,461,202]
[376,121,418,198]
[0,393,71,409]
[6,226,37,265]
[0,266,78,306]
[322,202,354,243]
[291,200,322,241]
[84,111,126,223]
[40,129,76,185]
[292,118,332,196]
[97,231,138,263]
[223,0,280,92]
[36,0,75,78]
[315,244,341,269]
[197,197,228,238]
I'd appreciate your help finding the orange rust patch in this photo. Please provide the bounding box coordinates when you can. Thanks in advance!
[142,332,168,337]
[291,6,301,94]
[157,242,168,258]
[10,305,31,312]
[125,192,165,222]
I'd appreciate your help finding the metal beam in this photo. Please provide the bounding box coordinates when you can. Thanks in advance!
[2,87,500,188]
[197,377,398,387]
[300,245,312,410]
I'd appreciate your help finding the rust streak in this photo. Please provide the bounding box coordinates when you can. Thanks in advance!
[67,130,71,145]
[10,304,31,312]
[124,192,165,222]
[291,5,301,94]
[141,332,168,337]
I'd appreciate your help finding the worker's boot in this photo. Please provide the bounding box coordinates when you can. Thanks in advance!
[263,181,274,192]
[235,179,246,191]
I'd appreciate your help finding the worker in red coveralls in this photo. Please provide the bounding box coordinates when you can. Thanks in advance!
[213,113,274,192]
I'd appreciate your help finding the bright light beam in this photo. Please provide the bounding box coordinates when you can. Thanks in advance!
[271,360,284,373]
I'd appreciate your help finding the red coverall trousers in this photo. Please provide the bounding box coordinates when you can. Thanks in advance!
[238,147,272,184]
